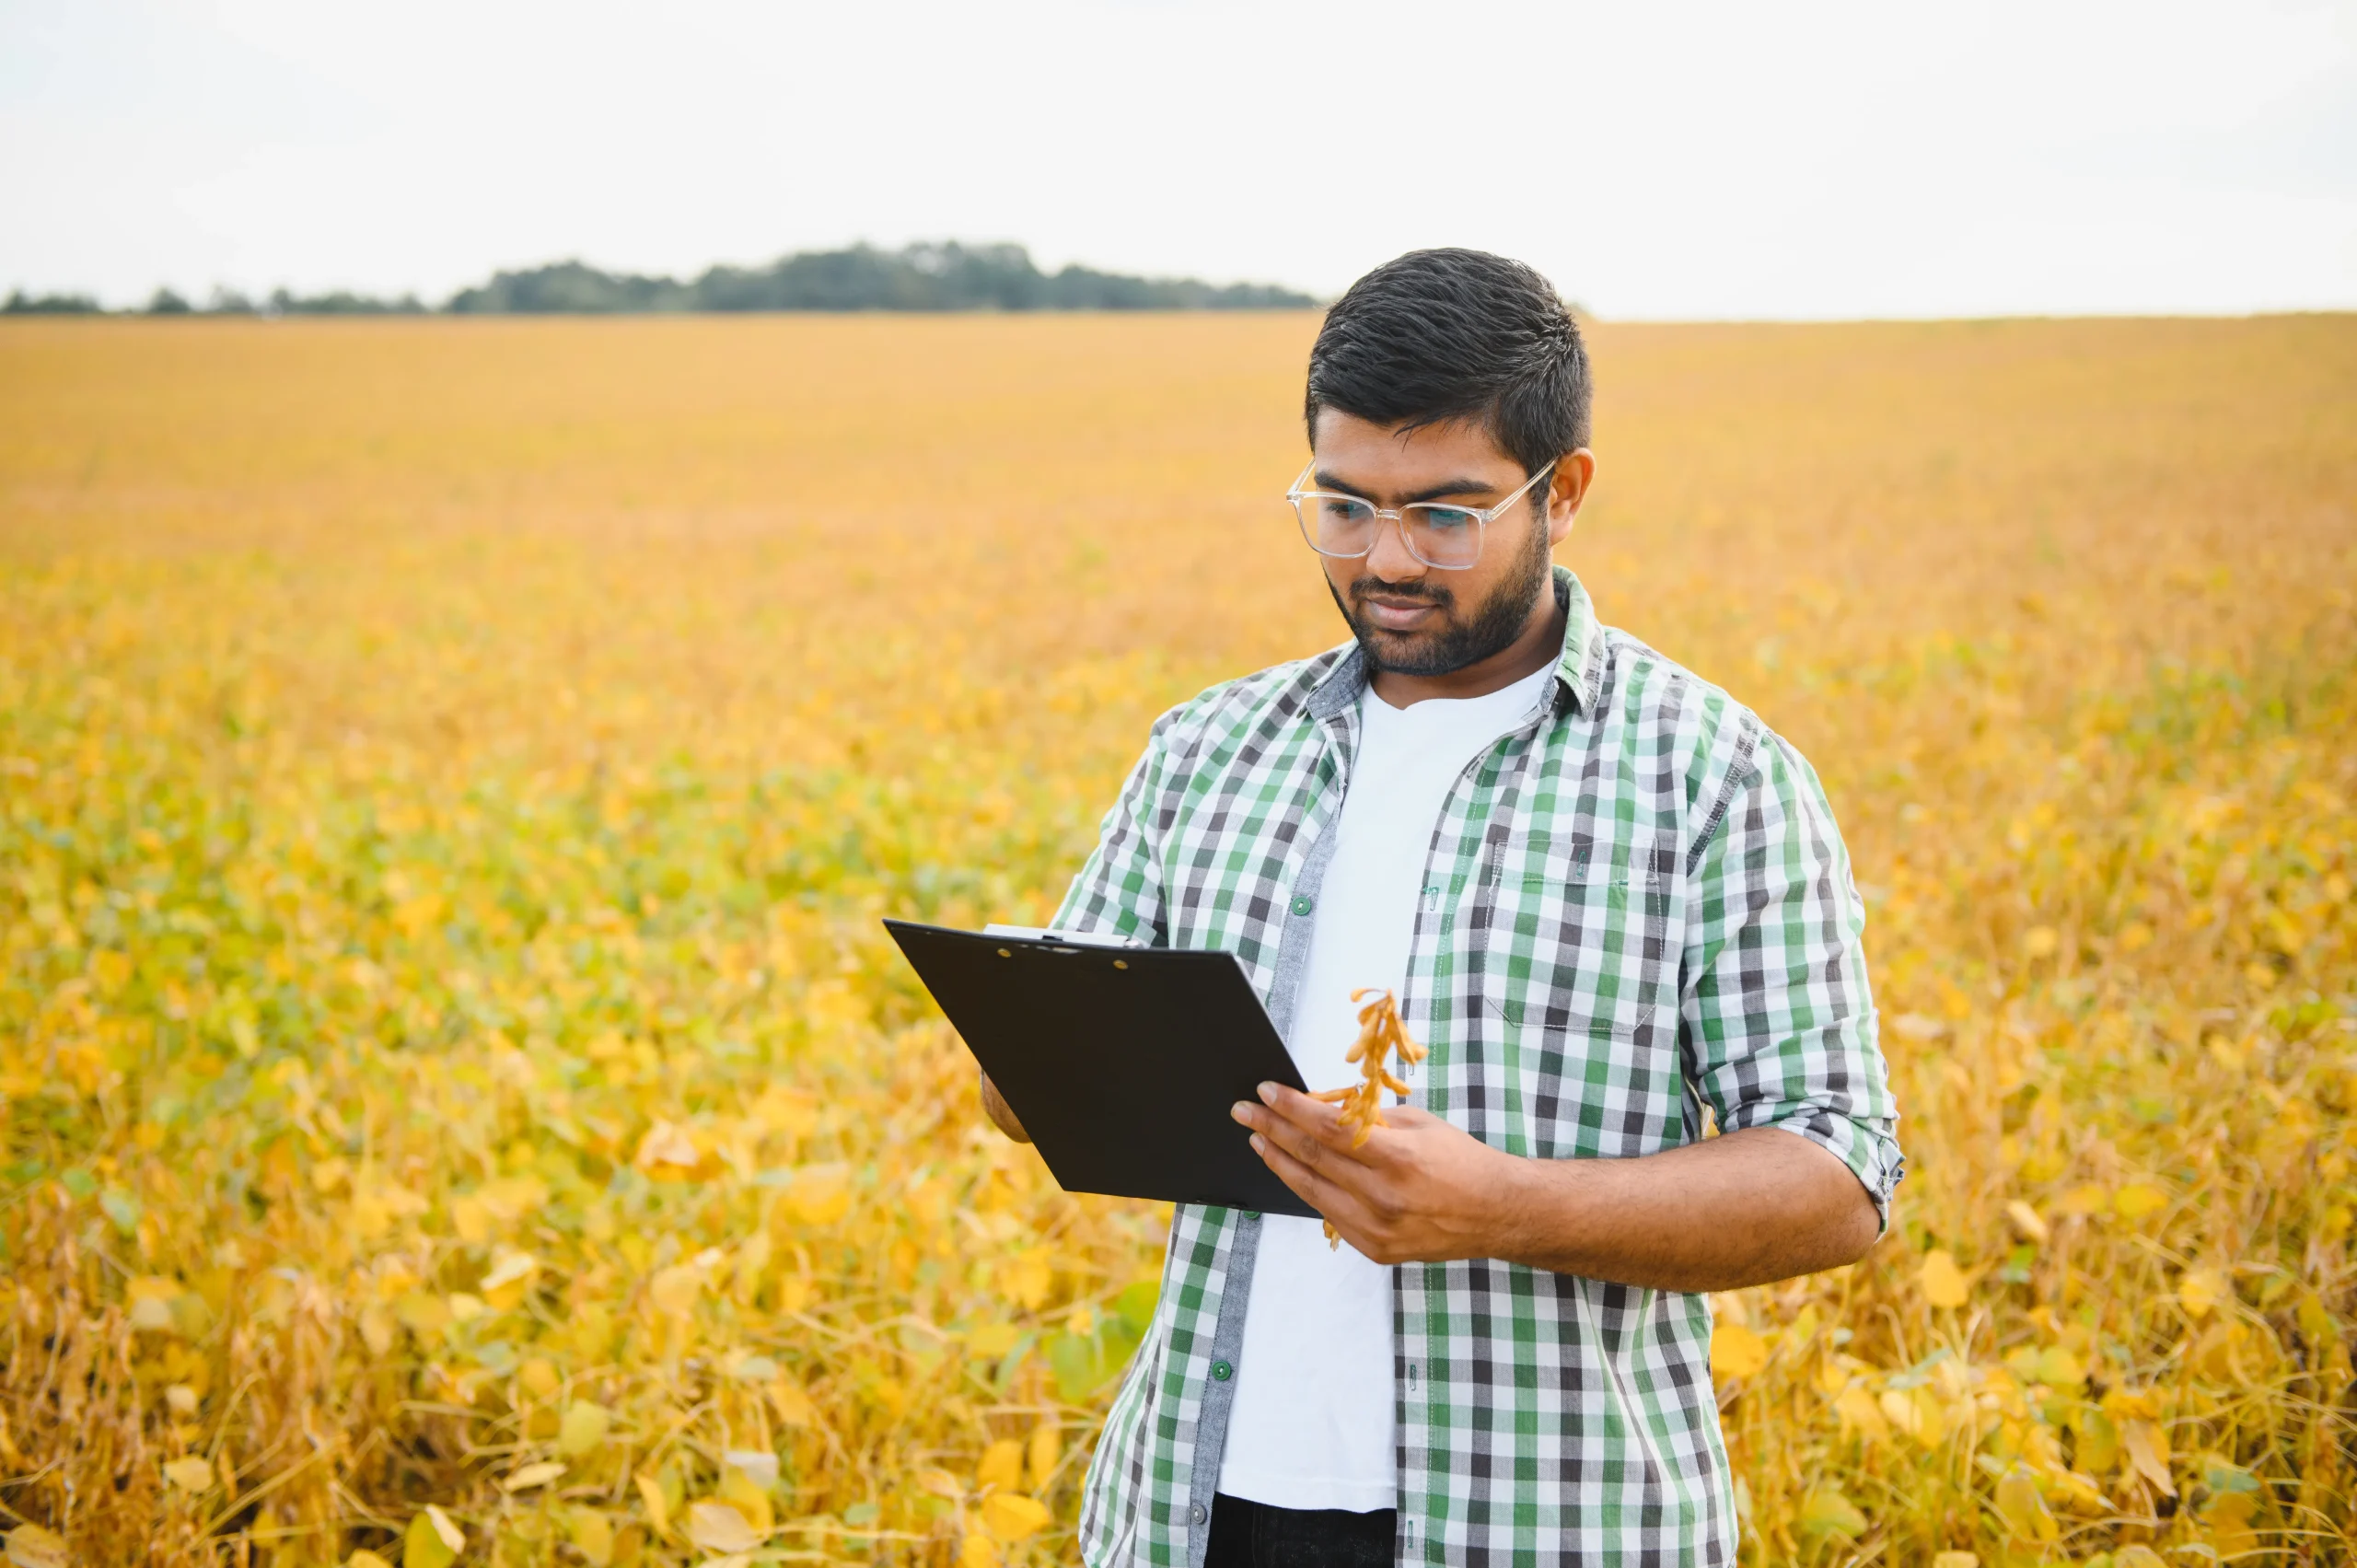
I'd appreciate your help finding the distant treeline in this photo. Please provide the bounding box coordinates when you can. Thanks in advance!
[4,242,1317,318]
[2,287,427,317]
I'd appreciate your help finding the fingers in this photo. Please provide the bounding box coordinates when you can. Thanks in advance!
[1237,1096,1332,1175]
[1247,1125,1376,1238]
[1234,1088,1434,1144]
[1233,1090,1395,1213]
[1271,1082,1422,1167]
[1254,1082,1361,1146]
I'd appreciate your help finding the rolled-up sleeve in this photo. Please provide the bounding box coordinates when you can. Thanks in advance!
[1680,727,1904,1228]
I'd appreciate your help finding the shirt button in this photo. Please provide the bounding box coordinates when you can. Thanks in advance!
[1211,1359,1232,1382]
[1243,1210,1260,1221]
[1289,894,1314,916]
[1190,1503,1208,1525]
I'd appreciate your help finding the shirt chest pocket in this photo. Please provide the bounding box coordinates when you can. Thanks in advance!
[1482,831,1682,1021]
[1475,831,1688,1157]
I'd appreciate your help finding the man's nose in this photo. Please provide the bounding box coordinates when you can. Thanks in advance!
[1363,513,1429,580]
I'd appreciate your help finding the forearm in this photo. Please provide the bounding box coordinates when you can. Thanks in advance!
[1492,1126,1879,1292]
[1237,1085,1882,1289]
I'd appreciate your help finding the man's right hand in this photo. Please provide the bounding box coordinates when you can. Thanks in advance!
[979,1072,1030,1144]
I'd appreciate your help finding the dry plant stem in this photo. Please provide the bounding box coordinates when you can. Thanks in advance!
[1312,988,1428,1246]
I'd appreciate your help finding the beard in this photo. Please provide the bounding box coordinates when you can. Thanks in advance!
[1329,518,1554,678]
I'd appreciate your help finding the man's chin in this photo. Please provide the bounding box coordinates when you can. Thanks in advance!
[1356,622,1461,678]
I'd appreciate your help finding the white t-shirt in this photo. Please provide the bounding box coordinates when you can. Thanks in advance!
[1216,660,1558,1513]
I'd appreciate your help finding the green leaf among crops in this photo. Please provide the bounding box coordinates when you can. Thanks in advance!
[1114,1278,1158,1335]
[1796,1487,1867,1538]
[403,1505,463,1568]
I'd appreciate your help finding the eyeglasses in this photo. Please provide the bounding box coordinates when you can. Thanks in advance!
[1286,459,1558,570]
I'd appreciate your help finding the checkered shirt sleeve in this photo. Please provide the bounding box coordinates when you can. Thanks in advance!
[1056,704,1179,947]
[1681,727,1904,1225]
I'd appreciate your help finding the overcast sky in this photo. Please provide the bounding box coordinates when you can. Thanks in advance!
[5,0,2353,318]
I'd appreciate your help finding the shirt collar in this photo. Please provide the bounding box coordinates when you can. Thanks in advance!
[1307,565,1602,723]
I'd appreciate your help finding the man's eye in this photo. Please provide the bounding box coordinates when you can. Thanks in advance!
[1418,506,1479,531]
[1322,498,1374,524]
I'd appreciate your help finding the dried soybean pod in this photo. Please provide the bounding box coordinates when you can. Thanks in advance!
[1315,988,1426,1247]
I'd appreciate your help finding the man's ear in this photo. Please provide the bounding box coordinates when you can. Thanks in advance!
[1547,449,1596,547]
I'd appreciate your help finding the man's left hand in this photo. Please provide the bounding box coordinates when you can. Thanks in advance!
[1232,1082,1528,1265]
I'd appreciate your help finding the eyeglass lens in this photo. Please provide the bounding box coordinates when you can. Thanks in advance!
[1296,495,1485,568]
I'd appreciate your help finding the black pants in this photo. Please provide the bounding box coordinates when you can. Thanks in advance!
[1203,1493,1397,1568]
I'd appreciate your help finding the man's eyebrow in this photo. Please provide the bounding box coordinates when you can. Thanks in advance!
[1310,472,1506,504]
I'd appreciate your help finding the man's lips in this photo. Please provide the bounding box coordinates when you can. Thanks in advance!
[1358,594,1444,631]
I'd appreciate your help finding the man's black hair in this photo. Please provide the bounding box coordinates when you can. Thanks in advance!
[1305,249,1590,477]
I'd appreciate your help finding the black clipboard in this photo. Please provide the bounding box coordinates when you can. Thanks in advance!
[882,919,1318,1219]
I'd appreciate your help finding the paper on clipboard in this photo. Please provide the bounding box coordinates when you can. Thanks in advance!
[981,923,1146,949]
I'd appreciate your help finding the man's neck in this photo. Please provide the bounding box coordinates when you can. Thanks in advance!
[1367,587,1568,709]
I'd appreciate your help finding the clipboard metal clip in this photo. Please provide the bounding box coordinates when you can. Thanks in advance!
[981,923,1147,950]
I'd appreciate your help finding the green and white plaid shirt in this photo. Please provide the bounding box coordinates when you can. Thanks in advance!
[1055,568,1901,1567]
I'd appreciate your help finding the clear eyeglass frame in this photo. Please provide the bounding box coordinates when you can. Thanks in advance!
[1286,459,1559,570]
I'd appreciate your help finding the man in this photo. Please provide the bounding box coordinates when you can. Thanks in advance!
[981,250,1901,1566]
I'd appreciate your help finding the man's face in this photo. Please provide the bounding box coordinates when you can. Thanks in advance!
[1308,409,1573,678]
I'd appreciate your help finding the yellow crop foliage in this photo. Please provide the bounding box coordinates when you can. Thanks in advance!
[1,312,2351,1563]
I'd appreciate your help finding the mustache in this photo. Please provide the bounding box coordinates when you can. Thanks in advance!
[1348,575,1454,610]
